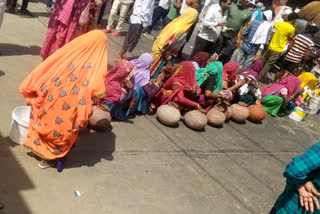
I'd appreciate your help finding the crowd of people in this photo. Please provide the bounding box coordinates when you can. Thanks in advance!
[1,0,320,213]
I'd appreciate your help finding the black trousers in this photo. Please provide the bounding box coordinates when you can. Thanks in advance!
[191,35,217,58]
[217,36,237,64]
[12,0,29,10]
[97,2,107,25]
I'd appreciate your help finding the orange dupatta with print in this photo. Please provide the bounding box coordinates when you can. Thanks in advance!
[19,30,108,160]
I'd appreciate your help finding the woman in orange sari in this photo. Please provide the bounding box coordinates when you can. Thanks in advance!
[20,30,109,169]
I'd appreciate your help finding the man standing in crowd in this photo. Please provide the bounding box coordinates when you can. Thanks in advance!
[191,0,231,57]
[105,0,134,36]
[143,0,172,40]
[271,7,292,33]
[273,22,319,82]
[179,0,198,15]
[259,12,298,81]
[251,2,264,21]
[117,0,154,59]
[234,10,273,69]
[218,0,252,64]
[166,0,182,24]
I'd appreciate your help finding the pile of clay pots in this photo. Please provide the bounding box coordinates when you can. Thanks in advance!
[157,105,207,131]
[156,101,267,131]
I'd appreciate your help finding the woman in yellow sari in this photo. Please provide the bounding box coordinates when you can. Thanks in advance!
[20,30,108,169]
[150,8,198,79]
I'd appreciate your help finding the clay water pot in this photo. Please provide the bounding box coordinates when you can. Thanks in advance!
[184,110,207,130]
[207,104,226,127]
[248,104,267,123]
[157,105,181,126]
[230,102,249,123]
[89,105,112,132]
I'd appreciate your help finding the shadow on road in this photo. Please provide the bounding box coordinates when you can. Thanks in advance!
[0,44,41,56]
[0,135,33,213]
[64,131,116,169]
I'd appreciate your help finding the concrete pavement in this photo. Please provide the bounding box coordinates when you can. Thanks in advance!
[0,1,320,213]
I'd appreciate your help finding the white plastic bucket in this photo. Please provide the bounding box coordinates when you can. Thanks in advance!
[309,96,320,115]
[9,106,30,145]
[289,107,306,122]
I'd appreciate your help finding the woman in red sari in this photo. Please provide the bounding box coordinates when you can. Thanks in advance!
[152,61,205,113]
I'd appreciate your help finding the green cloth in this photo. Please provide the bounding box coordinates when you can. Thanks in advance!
[222,4,252,39]
[239,94,256,106]
[196,61,223,94]
[272,142,320,214]
[262,95,283,117]
[167,0,180,21]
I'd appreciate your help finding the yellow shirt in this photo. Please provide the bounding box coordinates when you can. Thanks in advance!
[269,22,295,53]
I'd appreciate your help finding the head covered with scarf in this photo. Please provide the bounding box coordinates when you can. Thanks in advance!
[261,76,302,100]
[20,30,108,160]
[223,62,241,83]
[196,61,223,94]
[130,53,154,87]
[101,59,134,103]
[152,61,201,110]
[192,52,210,69]
[241,61,264,81]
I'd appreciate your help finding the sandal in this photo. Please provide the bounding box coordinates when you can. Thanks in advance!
[38,160,54,169]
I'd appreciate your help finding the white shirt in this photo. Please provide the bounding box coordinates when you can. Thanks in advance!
[238,83,262,100]
[120,0,134,5]
[198,4,228,42]
[130,0,155,27]
[199,0,219,20]
[159,0,171,10]
[180,0,191,14]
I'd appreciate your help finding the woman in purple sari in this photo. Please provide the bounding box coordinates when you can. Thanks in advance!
[126,53,167,116]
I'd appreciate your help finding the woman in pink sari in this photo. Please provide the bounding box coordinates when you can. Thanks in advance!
[41,0,102,60]
[260,76,304,117]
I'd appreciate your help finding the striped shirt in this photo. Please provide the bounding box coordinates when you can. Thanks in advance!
[285,33,315,63]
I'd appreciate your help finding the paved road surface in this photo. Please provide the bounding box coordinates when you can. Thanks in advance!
[0,1,320,213]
